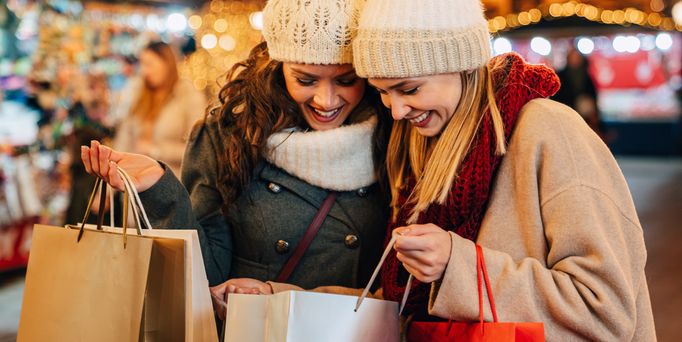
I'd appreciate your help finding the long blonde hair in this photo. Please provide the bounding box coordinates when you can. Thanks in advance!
[387,59,507,223]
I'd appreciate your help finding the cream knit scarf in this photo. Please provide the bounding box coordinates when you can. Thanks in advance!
[264,115,377,191]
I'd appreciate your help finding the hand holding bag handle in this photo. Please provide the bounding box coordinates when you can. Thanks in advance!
[75,167,153,247]
[355,239,496,323]
[356,233,413,315]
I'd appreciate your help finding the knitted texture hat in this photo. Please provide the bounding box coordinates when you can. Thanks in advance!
[262,0,364,65]
[353,0,492,78]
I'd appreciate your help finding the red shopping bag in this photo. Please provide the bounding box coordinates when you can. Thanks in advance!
[407,245,545,341]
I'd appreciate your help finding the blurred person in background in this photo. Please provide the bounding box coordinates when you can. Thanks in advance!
[553,48,604,138]
[61,71,114,226]
[113,41,206,176]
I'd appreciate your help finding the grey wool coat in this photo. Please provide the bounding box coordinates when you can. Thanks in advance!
[139,115,389,288]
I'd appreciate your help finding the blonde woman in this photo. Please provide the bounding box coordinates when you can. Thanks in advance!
[350,0,656,340]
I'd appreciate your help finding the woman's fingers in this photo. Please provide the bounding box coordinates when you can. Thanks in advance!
[108,162,126,191]
[398,252,440,283]
[90,140,101,174]
[81,146,93,174]
[98,145,112,182]
[395,234,432,252]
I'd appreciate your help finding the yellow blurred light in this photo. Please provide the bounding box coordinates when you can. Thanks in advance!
[214,18,228,32]
[648,13,662,26]
[613,10,626,24]
[650,0,665,12]
[549,3,562,17]
[582,6,597,21]
[204,14,217,27]
[506,14,519,27]
[562,2,576,16]
[661,18,675,30]
[493,16,507,30]
[188,15,202,30]
[193,79,207,91]
[601,10,614,24]
[488,20,497,33]
[529,8,542,22]
[634,10,647,25]
[219,34,236,51]
[210,0,224,13]
[575,3,585,16]
[518,12,531,26]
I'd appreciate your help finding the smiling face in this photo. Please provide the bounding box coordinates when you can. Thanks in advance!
[282,63,365,131]
[369,73,463,137]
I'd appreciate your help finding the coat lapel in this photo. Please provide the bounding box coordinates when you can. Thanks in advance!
[258,163,356,231]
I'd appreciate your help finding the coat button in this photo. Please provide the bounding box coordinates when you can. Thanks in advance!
[275,240,290,254]
[344,234,359,249]
[267,182,282,193]
[356,187,368,197]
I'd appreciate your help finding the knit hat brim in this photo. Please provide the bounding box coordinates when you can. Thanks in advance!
[353,23,492,78]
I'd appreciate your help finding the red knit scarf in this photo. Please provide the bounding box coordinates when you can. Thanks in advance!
[381,53,561,315]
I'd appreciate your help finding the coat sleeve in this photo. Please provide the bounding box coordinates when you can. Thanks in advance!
[139,118,233,286]
[429,186,647,340]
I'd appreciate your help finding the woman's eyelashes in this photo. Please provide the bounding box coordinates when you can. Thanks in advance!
[401,87,419,95]
[296,78,316,86]
[336,78,358,86]
[295,77,358,87]
[372,86,420,95]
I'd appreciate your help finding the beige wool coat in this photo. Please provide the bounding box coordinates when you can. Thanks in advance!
[428,98,655,341]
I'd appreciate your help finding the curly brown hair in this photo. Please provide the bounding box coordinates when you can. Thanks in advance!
[211,42,392,209]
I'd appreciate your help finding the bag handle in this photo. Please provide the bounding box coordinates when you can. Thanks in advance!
[116,167,154,231]
[275,191,338,282]
[476,244,498,324]
[75,167,153,247]
[355,233,412,315]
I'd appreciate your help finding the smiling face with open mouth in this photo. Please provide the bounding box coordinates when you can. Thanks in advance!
[282,63,365,131]
[369,73,463,137]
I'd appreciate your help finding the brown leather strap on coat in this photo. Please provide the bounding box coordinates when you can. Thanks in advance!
[275,192,338,283]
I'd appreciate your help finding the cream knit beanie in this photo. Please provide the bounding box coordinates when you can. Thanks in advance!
[262,0,364,65]
[353,0,492,78]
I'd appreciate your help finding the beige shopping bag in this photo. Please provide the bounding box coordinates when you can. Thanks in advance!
[17,224,154,342]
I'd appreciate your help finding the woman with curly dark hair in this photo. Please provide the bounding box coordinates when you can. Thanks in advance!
[81,0,391,319]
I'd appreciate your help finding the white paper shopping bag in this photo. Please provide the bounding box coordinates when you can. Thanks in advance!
[224,291,399,342]
[223,235,407,342]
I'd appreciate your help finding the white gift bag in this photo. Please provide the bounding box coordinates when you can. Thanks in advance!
[224,235,409,342]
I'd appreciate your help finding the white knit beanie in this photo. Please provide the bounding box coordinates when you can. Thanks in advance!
[353,0,492,78]
[262,0,364,65]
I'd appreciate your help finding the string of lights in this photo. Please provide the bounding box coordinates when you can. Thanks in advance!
[488,0,682,34]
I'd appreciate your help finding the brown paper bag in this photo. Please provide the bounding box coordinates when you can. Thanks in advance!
[17,225,154,342]
[19,173,195,341]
